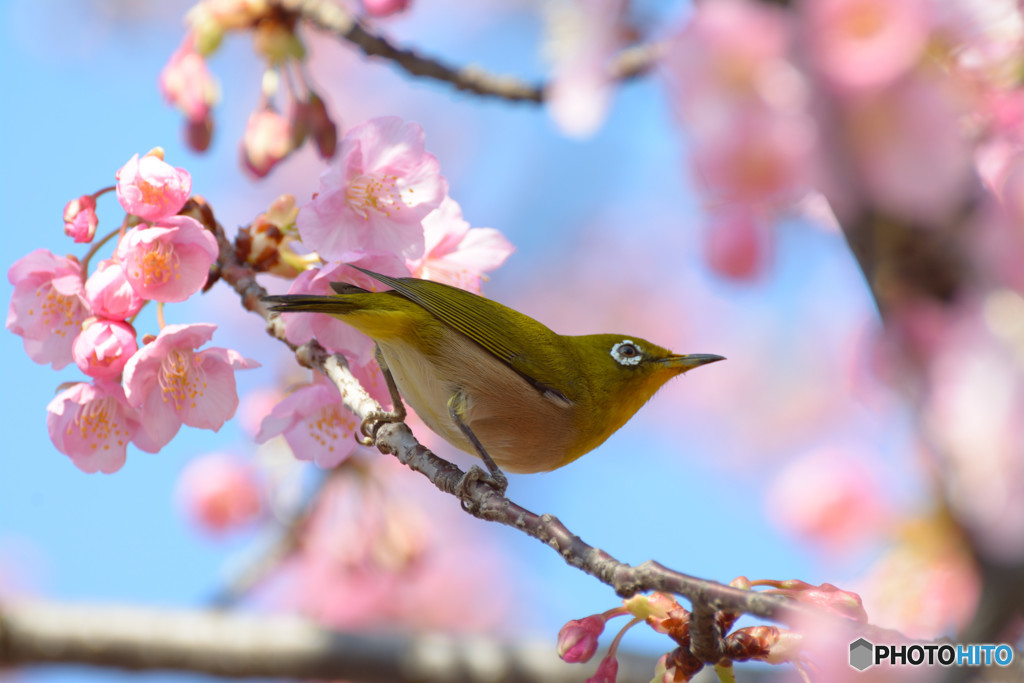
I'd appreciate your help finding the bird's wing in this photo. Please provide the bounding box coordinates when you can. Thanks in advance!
[349,266,573,406]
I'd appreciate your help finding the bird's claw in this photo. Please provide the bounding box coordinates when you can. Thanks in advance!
[456,465,508,511]
[357,409,403,446]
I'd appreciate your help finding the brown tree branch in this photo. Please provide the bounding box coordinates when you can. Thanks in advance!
[0,599,659,682]
[274,0,660,103]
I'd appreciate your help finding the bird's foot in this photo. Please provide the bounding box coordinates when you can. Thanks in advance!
[357,408,405,446]
[456,465,509,511]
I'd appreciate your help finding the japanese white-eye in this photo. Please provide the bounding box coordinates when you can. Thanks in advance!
[264,267,723,482]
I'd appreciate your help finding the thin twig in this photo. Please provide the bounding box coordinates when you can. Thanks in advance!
[275,0,660,104]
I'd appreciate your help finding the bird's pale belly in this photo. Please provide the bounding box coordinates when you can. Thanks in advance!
[377,337,580,473]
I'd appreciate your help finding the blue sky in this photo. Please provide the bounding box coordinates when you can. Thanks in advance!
[0,1,916,681]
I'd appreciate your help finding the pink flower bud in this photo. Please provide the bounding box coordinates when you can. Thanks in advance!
[176,453,263,534]
[585,654,618,683]
[362,0,411,18]
[116,151,192,221]
[63,195,99,243]
[72,319,138,380]
[241,108,293,178]
[557,614,605,663]
[84,260,145,320]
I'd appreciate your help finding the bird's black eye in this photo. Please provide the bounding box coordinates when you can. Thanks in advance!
[611,340,643,366]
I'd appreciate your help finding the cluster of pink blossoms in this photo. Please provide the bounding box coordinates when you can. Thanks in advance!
[7,149,256,474]
[254,116,515,468]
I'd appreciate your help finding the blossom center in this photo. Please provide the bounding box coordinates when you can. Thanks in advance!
[306,404,356,454]
[135,240,181,286]
[158,348,206,410]
[31,283,85,338]
[345,174,411,220]
[136,178,169,207]
[69,397,127,451]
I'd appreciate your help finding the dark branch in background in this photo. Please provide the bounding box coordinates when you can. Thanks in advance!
[0,600,659,682]
[275,0,660,103]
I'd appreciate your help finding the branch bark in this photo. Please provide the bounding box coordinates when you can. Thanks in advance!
[0,599,658,682]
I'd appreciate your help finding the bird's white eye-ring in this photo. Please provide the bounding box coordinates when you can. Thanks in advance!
[611,340,643,366]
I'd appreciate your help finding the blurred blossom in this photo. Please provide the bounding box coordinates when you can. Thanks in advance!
[7,249,91,370]
[281,252,409,366]
[296,116,447,261]
[63,195,98,243]
[241,107,294,178]
[115,151,192,222]
[281,457,518,632]
[84,260,145,321]
[116,215,219,303]
[663,0,801,125]
[936,0,1024,87]
[765,448,889,554]
[408,197,515,293]
[46,380,140,474]
[361,0,411,19]
[701,209,772,281]
[800,0,930,92]
[122,323,259,452]
[159,32,219,123]
[855,514,979,638]
[72,318,138,380]
[176,453,263,534]
[237,386,285,437]
[922,297,1024,562]
[844,73,973,225]
[693,110,816,207]
[543,0,625,138]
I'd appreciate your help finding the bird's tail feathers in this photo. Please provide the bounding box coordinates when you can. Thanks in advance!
[263,293,359,315]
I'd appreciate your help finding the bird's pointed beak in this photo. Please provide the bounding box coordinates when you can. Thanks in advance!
[659,353,726,372]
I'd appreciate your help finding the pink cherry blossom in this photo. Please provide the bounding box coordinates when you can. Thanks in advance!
[255,374,361,468]
[175,453,263,534]
[765,448,889,553]
[7,249,91,369]
[122,323,259,451]
[702,209,772,281]
[408,197,514,293]
[83,259,145,320]
[361,0,410,18]
[115,152,192,221]
[281,252,410,366]
[73,319,139,380]
[846,73,972,225]
[692,109,816,207]
[802,0,931,91]
[544,0,625,138]
[296,117,447,261]
[280,457,517,632]
[241,107,293,178]
[116,215,219,302]
[663,0,801,126]
[63,195,99,243]
[46,380,140,474]
[159,33,219,123]
[256,361,391,468]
